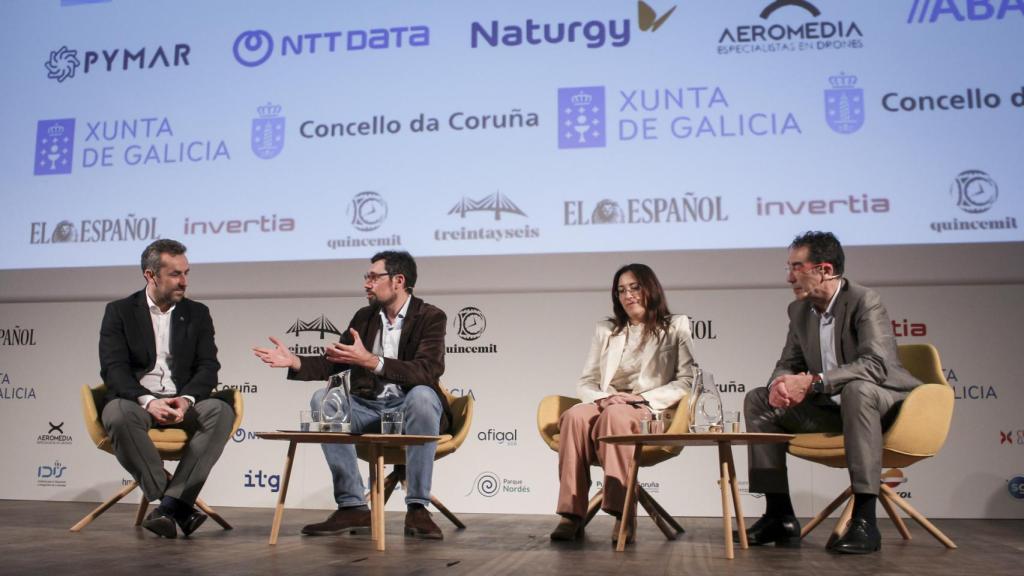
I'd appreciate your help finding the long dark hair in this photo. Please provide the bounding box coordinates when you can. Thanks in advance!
[609,263,671,344]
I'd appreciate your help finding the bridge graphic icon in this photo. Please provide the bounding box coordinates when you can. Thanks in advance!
[286,314,342,339]
[448,192,526,221]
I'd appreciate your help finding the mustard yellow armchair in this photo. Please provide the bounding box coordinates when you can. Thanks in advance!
[355,383,474,529]
[787,343,956,548]
[70,384,244,532]
[536,395,689,540]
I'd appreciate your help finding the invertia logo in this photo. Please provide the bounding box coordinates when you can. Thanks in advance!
[891,319,927,337]
[183,214,295,235]
[756,194,889,216]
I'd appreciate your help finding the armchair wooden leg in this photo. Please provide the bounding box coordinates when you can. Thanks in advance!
[880,484,956,549]
[70,480,140,532]
[637,488,677,540]
[584,490,603,526]
[879,488,911,540]
[826,498,854,550]
[801,486,853,538]
[429,495,466,530]
[134,493,149,526]
[383,470,401,504]
[638,486,685,534]
[195,497,232,530]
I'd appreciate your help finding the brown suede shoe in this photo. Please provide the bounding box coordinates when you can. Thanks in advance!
[301,507,371,535]
[404,507,443,540]
[549,515,584,541]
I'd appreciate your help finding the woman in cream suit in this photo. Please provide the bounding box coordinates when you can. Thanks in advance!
[550,263,695,542]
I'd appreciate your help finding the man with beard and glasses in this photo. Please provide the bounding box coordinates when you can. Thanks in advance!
[99,239,234,539]
[254,251,450,540]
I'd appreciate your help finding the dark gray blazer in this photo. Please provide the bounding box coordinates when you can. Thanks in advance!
[770,279,921,397]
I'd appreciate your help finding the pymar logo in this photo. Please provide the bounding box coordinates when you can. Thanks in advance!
[558,87,606,149]
[824,72,864,134]
[45,47,80,82]
[448,192,526,220]
[454,307,487,341]
[44,43,190,82]
[232,26,429,68]
[1007,475,1024,499]
[907,0,1024,23]
[951,170,998,214]
[251,102,285,159]
[34,119,75,175]
[348,191,388,232]
[37,460,68,487]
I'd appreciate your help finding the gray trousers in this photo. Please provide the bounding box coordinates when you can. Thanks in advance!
[744,381,907,495]
[101,397,234,506]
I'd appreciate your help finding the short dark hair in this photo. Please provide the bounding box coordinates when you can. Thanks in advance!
[790,231,844,276]
[371,250,417,294]
[141,239,187,274]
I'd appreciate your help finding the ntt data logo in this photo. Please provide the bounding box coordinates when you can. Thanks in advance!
[232,26,429,67]
[907,0,1024,23]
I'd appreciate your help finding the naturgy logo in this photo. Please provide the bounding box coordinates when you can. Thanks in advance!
[471,1,677,49]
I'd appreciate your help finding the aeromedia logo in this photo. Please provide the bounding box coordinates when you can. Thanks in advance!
[45,43,190,82]
[232,25,429,67]
[718,0,863,56]
[471,1,676,49]
[37,421,73,445]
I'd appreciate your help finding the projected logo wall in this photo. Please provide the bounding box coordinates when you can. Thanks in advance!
[929,170,1018,236]
[717,0,864,56]
[435,192,539,243]
[45,43,190,83]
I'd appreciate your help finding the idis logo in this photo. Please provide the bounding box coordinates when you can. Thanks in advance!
[907,0,1024,23]
[37,460,68,487]
[244,469,280,492]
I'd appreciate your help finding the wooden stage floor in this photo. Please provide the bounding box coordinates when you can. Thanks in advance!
[1,500,1020,575]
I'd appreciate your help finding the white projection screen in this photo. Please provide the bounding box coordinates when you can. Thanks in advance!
[1,0,1023,518]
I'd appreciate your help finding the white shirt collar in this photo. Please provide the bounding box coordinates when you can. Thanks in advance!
[145,287,176,316]
[812,279,843,321]
[379,294,412,329]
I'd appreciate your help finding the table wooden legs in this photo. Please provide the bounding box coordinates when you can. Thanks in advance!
[616,443,644,552]
[268,440,297,545]
[717,441,746,559]
[367,445,386,551]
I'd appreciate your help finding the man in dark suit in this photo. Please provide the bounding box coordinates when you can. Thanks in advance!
[739,231,921,554]
[254,250,449,539]
[99,239,234,539]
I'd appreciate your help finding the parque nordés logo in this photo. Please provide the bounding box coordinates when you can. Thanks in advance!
[45,42,190,82]
[466,471,530,497]
[435,192,539,243]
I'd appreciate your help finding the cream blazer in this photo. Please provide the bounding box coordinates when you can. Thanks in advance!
[576,315,695,411]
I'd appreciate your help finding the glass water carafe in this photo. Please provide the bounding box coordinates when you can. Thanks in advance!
[688,364,724,433]
[321,371,353,432]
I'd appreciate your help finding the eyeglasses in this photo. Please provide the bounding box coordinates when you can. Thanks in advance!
[616,283,643,296]
[784,261,822,274]
[363,272,392,283]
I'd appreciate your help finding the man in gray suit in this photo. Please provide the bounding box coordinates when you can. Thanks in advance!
[739,231,920,554]
[99,239,234,538]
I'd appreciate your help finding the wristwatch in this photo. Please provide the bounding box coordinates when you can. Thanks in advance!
[811,373,825,395]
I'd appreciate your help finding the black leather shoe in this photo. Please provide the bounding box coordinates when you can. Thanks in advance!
[301,508,371,535]
[142,509,177,539]
[830,518,881,554]
[734,514,800,547]
[177,510,208,537]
